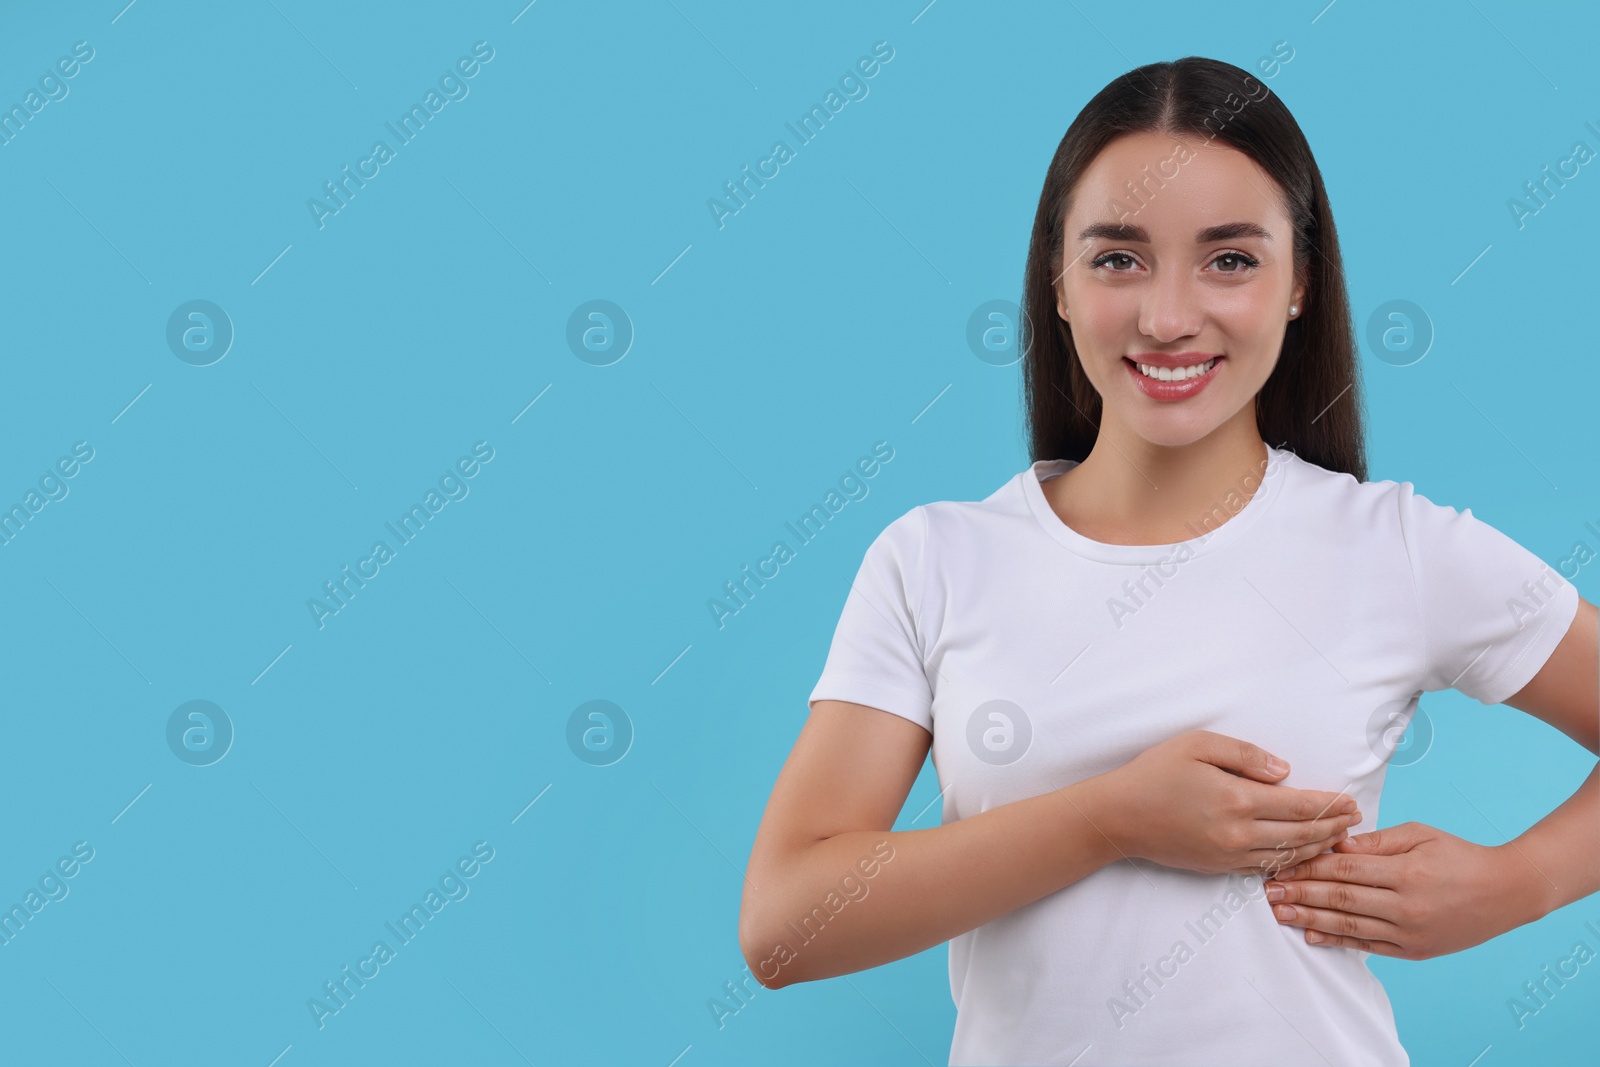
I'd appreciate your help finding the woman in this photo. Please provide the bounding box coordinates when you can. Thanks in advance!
[738,56,1598,1066]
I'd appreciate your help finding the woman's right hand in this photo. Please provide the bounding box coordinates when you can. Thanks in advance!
[1088,729,1361,878]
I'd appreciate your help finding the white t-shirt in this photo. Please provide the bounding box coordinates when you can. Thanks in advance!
[807,444,1580,1067]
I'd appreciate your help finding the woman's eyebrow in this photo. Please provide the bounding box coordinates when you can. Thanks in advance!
[1075,221,1274,244]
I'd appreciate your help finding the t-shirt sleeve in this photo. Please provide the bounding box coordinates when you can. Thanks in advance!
[806,505,935,733]
[1398,481,1580,706]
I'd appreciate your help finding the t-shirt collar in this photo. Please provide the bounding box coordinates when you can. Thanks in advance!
[1021,445,1290,564]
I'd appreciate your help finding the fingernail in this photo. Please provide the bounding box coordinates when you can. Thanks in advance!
[1306,931,1325,944]
[1265,883,1285,902]
[1266,757,1289,774]
[1279,866,1297,879]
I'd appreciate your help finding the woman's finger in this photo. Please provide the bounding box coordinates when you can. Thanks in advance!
[1268,896,1406,946]
[1265,873,1401,923]
[1252,810,1361,850]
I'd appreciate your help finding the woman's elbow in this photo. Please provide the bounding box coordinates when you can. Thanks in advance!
[737,922,790,990]
[740,852,793,989]
[738,895,805,990]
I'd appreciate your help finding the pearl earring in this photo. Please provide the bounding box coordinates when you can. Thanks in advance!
[1288,304,1299,317]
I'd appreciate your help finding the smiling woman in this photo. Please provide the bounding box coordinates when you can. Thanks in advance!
[740,54,1598,1067]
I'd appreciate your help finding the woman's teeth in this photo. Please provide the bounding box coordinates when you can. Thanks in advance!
[1135,358,1216,381]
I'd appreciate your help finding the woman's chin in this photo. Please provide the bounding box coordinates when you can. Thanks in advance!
[1118,411,1223,450]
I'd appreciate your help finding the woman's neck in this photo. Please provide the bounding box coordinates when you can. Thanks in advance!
[1043,419,1271,547]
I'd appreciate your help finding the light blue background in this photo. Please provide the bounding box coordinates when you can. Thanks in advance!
[0,1,1595,1064]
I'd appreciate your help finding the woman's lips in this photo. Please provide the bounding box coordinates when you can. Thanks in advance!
[1123,356,1222,401]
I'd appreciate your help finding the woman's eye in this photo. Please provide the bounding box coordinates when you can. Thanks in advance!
[1089,251,1260,273]
[1090,252,1136,271]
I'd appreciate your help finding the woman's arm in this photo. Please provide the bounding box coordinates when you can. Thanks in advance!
[1266,597,1599,954]
[738,700,1125,989]
[1488,594,1599,920]
[740,700,1362,987]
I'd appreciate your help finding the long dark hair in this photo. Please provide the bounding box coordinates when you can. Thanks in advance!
[1020,56,1366,482]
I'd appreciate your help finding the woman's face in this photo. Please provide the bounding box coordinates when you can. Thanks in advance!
[1056,130,1305,450]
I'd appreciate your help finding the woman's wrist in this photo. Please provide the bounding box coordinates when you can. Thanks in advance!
[1061,769,1138,871]
[1489,840,1558,928]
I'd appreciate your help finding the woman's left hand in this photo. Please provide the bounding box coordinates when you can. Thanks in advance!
[1262,821,1546,959]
